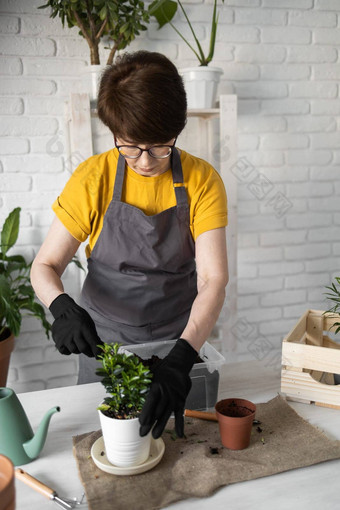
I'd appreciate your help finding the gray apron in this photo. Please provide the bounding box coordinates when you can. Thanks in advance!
[78,148,197,383]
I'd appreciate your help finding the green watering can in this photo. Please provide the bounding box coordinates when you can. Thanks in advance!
[0,387,60,466]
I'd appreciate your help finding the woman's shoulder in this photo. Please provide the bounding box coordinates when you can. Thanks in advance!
[180,149,223,185]
[73,149,118,177]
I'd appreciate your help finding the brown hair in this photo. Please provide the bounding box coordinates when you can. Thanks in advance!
[97,51,187,144]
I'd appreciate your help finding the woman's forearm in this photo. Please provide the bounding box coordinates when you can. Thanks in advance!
[30,260,65,308]
[180,276,227,352]
[30,216,81,309]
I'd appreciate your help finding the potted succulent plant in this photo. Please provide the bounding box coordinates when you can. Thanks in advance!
[0,208,52,386]
[96,342,153,467]
[150,0,225,108]
[38,0,152,100]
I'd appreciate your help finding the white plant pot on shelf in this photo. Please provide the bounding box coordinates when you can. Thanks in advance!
[81,64,106,103]
[99,409,151,468]
[179,66,223,109]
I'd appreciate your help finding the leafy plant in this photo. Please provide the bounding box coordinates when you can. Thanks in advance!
[324,276,340,334]
[150,0,225,66]
[96,342,152,419]
[38,0,151,65]
[0,208,51,341]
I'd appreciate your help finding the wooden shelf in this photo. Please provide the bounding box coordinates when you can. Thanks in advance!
[187,108,220,119]
[90,106,221,119]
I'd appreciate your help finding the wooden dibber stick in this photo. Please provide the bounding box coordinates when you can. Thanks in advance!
[184,409,218,421]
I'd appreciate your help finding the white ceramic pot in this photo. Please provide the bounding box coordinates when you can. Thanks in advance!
[99,410,151,468]
[179,66,223,109]
[81,65,106,102]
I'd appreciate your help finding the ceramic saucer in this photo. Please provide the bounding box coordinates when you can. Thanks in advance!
[91,436,165,476]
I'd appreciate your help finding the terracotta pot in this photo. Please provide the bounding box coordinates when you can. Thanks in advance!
[0,332,14,387]
[215,398,256,450]
[0,455,15,510]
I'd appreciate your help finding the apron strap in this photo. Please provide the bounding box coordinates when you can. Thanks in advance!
[112,153,126,201]
[172,148,189,207]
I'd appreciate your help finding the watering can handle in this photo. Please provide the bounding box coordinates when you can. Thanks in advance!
[15,468,55,499]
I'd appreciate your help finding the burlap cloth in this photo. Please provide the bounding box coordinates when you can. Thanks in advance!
[73,396,340,510]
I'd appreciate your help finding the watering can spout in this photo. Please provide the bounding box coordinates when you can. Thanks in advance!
[23,406,60,460]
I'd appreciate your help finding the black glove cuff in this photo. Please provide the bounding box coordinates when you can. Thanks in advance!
[168,338,198,374]
[49,293,76,319]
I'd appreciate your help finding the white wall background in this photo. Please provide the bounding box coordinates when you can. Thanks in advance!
[1,0,339,393]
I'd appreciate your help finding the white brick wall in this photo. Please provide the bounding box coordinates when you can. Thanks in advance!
[1,0,339,391]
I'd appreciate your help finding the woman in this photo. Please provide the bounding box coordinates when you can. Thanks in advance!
[31,51,229,439]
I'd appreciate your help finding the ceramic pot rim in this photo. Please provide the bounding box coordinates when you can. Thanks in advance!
[179,66,223,74]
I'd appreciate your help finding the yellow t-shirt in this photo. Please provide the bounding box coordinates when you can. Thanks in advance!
[52,148,228,257]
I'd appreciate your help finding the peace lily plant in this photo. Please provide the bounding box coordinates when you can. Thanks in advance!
[0,208,51,343]
[0,207,83,386]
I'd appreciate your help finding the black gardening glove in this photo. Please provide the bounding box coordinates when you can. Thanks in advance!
[49,293,103,358]
[139,338,198,439]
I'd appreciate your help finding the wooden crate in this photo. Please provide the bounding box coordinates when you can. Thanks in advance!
[281,309,340,409]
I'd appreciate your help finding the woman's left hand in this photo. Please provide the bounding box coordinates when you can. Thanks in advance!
[139,338,198,439]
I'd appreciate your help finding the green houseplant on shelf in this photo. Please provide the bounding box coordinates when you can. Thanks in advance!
[96,342,153,467]
[150,0,225,108]
[38,0,152,100]
[0,208,51,386]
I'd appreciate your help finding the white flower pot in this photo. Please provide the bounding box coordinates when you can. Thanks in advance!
[99,410,151,467]
[179,66,223,109]
[82,65,106,103]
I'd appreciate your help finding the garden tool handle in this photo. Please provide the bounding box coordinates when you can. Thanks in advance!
[184,409,218,422]
[15,468,55,499]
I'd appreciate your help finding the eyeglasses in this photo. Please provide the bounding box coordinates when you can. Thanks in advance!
[114,137,176,159]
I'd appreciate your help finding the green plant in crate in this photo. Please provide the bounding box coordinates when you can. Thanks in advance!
[324,276,340,334]
[150,0,225,66]
[96,342,153,419]
[0,208,51,342]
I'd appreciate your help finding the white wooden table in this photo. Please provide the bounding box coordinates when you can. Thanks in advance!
[14,361,340,510]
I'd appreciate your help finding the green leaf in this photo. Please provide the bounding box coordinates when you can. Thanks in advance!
[149,0,177,28]
[0,274,22,336]
[1,207,21,256]
[71,256,85,271]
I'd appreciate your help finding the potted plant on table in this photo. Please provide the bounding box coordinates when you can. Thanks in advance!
[38,0,152,100]
[96,342,153,467]
[0,208,51,387]
[150,0,225,108]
